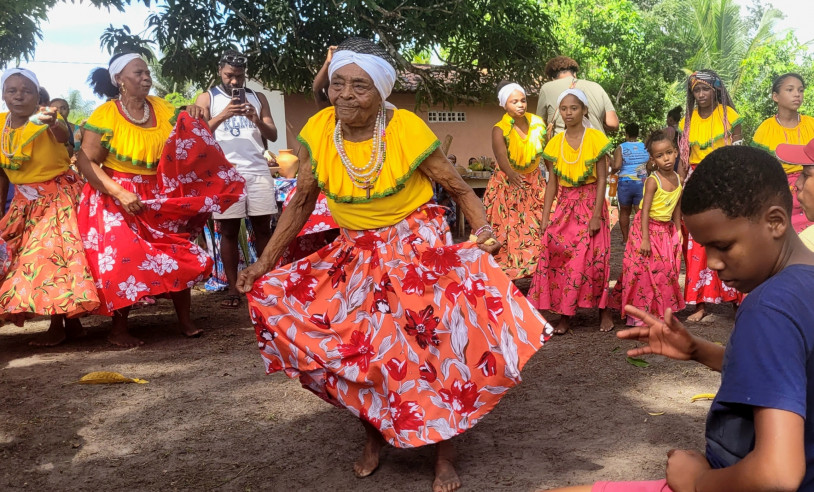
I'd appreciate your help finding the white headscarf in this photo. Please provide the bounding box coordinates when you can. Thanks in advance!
[498,83,525,108]
[556,88,589,108]
[328,50,397,102]
[108,53,143,85]
[1,68,40,92]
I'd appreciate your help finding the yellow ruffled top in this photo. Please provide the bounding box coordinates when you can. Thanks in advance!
[752,114,814,174]
[299,106,439,230]
[83,95,176,175]
[542,128,612,187]
[679,106,742,166]
[494,112,546,173]
[0,113,70,184]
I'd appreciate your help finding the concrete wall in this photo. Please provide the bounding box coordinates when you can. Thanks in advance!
[280,92,539,163]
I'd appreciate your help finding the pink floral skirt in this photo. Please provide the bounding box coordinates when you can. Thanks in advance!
[610,214,685,317]
[528,182,610,315]
[247,204,552,448]
[77,114,245,315]
[483,167,547,279]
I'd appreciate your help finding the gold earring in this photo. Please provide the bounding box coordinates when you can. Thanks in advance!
[120,84,126,97]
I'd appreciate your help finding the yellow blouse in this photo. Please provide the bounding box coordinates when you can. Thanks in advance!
[752,115,814,174]
[0,113,70,184]
[679,106,742,166]
[299,107,439,230]
[542,128,612,187]
[83,95,176,175]
[641,172,681,222]
[494,112,546,173]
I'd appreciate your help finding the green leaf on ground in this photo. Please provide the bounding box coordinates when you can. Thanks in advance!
[626,357,650,368]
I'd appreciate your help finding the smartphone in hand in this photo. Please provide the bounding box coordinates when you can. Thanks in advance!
[231,87,246,105]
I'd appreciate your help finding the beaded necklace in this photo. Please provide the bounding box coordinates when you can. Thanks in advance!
[0,116,24,160]
[775,113,802,143]
[119,98,151,125]
[334,104,387,199]
[559,127,586,165]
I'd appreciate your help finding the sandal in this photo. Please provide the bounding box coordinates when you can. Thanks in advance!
[220,294,242,309]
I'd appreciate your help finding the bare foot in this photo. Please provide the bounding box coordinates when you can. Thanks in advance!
[29,316,67,347]
[599,309,614,332]
[354,421,385,478]
[179,321,203,338]
[108,316,143,348]
[65,318,86,338]
[433,441,461,492]
[686,304,706,323]
[553,315,570,335]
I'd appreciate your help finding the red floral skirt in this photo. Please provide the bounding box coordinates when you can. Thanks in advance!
[77,114,245,315]
[0,171,99,320]
[247,204,553,448]
[610,214,685,316]
[276,186,339,267]
[683,231,743,305]
[483,167,547,280]
[528,182,611,314]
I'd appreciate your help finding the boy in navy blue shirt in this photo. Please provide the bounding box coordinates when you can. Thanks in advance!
[549,146,814,492]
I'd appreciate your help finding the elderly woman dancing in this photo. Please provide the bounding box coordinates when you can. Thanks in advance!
[237,38,552,492]
[483,81,547,279]
[0,68,99,345]
[76,52,244,347]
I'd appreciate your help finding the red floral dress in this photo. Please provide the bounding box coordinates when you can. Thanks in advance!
[78,111,245,314]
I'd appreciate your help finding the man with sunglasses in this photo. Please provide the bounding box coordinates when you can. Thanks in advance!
[194,49,279,309]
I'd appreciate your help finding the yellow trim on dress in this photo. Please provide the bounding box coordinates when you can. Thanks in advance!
[679,106,741,166]
[751,115,814,174]
[0,113,70,184]
[543,128,612,187]
[494,112,546,174]
[298,106,439,230]
[82,95,175,175]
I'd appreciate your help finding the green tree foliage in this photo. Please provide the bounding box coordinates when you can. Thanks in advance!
[142,0,558,108]
[63,88,96,124]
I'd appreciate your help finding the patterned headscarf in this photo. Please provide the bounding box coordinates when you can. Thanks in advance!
[329,38,397,103]
[680,70,737,172]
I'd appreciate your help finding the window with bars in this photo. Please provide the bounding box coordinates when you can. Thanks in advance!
[427,111,466,123]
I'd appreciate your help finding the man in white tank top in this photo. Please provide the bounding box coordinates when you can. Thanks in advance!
[194,50,278,308]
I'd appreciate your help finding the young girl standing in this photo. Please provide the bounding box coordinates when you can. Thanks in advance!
[679,70,743,321]
[0,69,99,344]
[605,131,685,327]
[752,73,814,233]
[484,82,547,279]
[528,88,613,334]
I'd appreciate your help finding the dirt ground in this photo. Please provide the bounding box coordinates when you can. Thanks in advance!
[0,225,732,491]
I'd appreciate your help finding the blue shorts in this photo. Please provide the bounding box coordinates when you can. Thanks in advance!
[617,179,643,207]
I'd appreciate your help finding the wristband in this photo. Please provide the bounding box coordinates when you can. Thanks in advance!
[472,224,493,237]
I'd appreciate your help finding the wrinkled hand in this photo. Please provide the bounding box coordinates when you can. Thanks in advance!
[617,306,696,361]
[116,190,145,215]
[184,105,207,120]
[588,216,601,236]
[507,171,524,188]
[37,106,59,127]
[325,45,337,64]
[639,239,651,257]
[237,260,271,294]
[666,449,710,492]
[474,231,502,255]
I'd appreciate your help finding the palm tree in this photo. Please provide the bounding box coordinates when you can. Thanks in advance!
[64,89,96,125]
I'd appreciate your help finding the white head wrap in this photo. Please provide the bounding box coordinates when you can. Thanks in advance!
[498,83,525,108]
[328,50,397,102]
[108,53,143,85]
[556,88,593,129]
[1,68,39,92]
[557,88,589,108]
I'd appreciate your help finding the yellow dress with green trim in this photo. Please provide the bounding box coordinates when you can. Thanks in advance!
[542,128,612,187]
[298,107,439,231]
[679,106,741,166]
[752,114,814,174]
[0,113,70,184]
[82,95,176,175]
[494,112,546,173]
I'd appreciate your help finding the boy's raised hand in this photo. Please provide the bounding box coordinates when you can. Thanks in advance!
[617,306,695,361]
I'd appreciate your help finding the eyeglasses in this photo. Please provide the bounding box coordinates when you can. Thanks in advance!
[221,55,247,66]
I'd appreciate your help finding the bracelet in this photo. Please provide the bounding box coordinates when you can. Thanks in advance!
[472,224,493,237]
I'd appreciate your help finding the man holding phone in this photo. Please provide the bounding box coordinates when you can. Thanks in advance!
[194,49,279,309]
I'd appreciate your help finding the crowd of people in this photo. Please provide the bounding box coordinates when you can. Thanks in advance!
[2,39,814,492]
